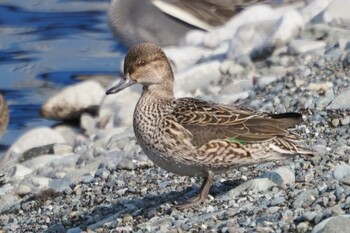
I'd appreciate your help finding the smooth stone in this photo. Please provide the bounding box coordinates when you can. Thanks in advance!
[220,80,253,94]
[53,125,83,146]
[331,118,340,127]
[227,8,303,60]
[41,80,105,121]
[255,76,278,89]
[307,82,333,92]
[199,5,281,48]
[7,164,33,181]
[174,61,221,96]
[28,177,51,189]
[220,167,294,199]
[316,89,335,110]
[289,39,326,55]
[312,215,350,233]
[80,113,98,136]
[99,85,141,127]
[327,87,350,109]
[22,154,70,170]
[165,45,227,73]
[340,116,350,125]
[297,222,310,233]
[67,227,83,233]
[333,164,350,181]
[301,0,333,23]
[15,185,31,196]
[323,0,350,27]
[2,127,66,163]
[293,190,319,208]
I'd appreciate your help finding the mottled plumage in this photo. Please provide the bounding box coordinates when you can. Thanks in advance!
[0,94,9,137]
[106,43,312,208]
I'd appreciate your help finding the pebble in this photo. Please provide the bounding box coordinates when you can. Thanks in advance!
[297,222,309,233]
[293,190,319,208]
[333,164,350,182]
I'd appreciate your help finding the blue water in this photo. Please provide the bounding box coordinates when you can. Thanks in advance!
[0,0,126,156]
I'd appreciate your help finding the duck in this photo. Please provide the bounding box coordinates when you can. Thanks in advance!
[0,94,9,138]
[106,43,313,208]
[108,0,304,48]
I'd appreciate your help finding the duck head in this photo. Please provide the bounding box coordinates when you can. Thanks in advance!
[106,43,174,95]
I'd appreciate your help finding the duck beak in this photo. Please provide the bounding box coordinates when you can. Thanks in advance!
[106,73,134,95]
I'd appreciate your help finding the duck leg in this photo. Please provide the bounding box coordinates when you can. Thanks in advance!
[177,171,214,209]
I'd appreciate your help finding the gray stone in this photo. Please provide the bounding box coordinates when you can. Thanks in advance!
[293,190,319,208]
[323,0,350,27]
[312,215,350,233]
[289,39,326,55]
[67,227,82,233]
[15,185,31,196]
[333,164,350,182]
[327,87,350,110]
[297,222,310,233]
[340,116,350,125]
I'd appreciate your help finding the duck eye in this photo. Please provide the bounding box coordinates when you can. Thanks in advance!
[139,60,146,66]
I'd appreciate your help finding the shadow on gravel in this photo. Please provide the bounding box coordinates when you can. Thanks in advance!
[33,178,242,232]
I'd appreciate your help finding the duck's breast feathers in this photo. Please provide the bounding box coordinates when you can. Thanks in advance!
[171,97,304,147]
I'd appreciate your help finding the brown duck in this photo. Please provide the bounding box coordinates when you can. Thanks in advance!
[106,43,312,208]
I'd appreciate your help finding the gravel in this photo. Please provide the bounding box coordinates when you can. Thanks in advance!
[1,0,350,232]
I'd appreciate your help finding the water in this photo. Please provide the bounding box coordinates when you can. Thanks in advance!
[0,0,126,157]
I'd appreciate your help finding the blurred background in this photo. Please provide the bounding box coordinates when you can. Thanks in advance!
[0,0,126,157]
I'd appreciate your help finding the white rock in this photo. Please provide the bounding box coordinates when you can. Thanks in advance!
[174,61,221,96]
[16,185,32,196]
[22,154,70,170]
[220,166,294,199]
[301,0,333,23]
[2,127,66,163]
[323,0,350,27]
[202,5,278,48]
[333,164,350,181]
[80,113,98,135]
[53,125,83,146]
[289,39,326,55]
[99,85,141,127]
[93,126,134,149]
[30,176,51,189]
[7,164,33,180]
[41,80,105,120]
[228,9,303,60]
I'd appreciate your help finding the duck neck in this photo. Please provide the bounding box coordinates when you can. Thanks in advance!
[142,79,175,101]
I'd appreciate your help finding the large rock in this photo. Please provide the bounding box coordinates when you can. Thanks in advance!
[99,85,141,127]
[312,215,350,233]
[41,81,105,121]
[323,0,350,27]
[228,10,304,60]
[2,127,66,163]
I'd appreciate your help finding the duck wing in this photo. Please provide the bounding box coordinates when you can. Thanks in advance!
[172,97,303,148]
[151,0,304,30]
